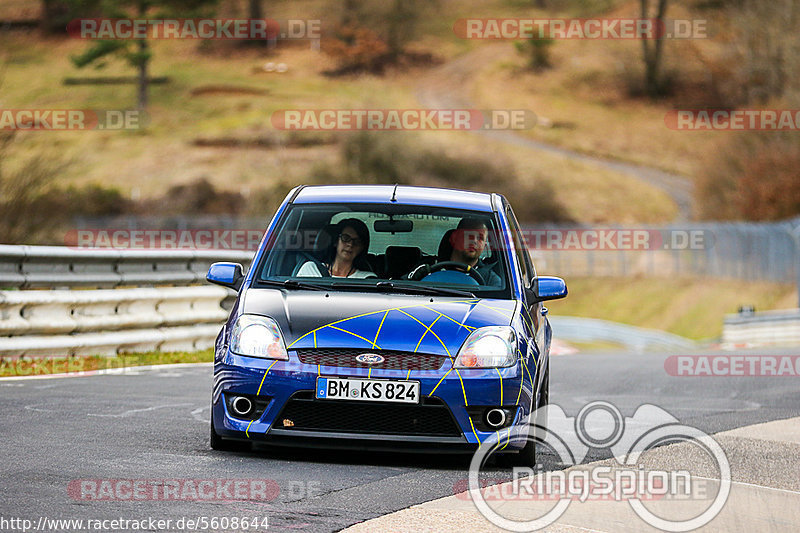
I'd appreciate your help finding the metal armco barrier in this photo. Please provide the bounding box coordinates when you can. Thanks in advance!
[530,218,800,284]
[723,309,800,346]
[0,245,253,289]
[0,246,254,357]
[550,316,696,353]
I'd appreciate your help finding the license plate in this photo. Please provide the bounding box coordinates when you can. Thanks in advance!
[316,377,420,404]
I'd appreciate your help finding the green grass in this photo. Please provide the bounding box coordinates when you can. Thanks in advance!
[0,349,213,378]
[568,340,628,352]
[546,278,797,341]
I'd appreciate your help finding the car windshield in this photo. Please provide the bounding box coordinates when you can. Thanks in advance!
[255,203,512,298]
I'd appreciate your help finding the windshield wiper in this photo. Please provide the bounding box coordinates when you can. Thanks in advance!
[331,280,475,298]
[260,279,329,291]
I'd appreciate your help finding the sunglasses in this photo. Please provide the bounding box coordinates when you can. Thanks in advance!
[339,233,363,247]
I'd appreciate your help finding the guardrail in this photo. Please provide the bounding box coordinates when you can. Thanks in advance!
[723,308,800,346]
[0,245,253,289]
[0,246,254,357]
[550,316,695,353]
[530,219,800,286]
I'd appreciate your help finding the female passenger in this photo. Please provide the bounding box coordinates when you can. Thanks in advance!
[296,218,376,278]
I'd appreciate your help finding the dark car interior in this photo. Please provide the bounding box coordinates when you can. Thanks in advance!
[261,209,506,285]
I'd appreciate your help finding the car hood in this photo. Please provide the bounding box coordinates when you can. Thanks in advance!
[241,289,517,356]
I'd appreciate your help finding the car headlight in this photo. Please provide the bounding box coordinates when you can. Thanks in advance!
[230,315,289,360]
[454,326,517,368]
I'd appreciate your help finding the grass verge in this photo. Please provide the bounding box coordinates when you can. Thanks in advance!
[0,349,213,378]
[546,277,797,341]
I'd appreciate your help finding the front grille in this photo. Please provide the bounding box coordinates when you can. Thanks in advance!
[295,348,448,370]
[274,391,462,437]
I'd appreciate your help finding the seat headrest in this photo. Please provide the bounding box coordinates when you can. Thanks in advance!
[384,246,422,278]
[314,224,338,257]
[438,229,455,262]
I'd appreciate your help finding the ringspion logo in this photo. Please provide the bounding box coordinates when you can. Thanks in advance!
[468,401,730,531]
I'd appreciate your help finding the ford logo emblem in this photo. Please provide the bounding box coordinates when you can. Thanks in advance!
[355,353,385,365]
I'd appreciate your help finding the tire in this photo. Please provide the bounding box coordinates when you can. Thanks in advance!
[510,435,537,467]
[537,361,550,410]
[210,410,251,452]
[503,361,549,467]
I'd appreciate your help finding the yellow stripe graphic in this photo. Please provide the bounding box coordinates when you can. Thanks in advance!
[328,326,381,349]
[246,359,279,438]
[420,306,476,332]
[414,315,441,353]
[287,300,479,348]
[495,368,503,405]
[373,310,391,347]
[429,368,452,395]
[256,360,278,396]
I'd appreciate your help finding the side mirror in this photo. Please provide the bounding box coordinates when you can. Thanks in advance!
[534,276,567,302]
[206,262,244,290]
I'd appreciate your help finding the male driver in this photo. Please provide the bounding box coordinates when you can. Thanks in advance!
[448,218,502,286]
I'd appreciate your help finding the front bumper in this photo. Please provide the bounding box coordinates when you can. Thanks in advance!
[212,349,536,450]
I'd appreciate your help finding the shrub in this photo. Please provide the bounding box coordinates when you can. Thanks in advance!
[696,131,800,221]
[61,184,130,217]
[323,25,389,75]
[515,37,555,71]
[159,177,244,215]
[307,132,572,223]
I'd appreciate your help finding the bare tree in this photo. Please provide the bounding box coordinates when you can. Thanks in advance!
[640,0,669,97]
[248,0,262,20]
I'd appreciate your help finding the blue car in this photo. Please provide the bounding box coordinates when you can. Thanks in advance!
[207,185,567,463]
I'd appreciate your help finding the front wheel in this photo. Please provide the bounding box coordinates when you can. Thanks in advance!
[503,362,549,467]
[508,435,537,467]
[210,409,251,452]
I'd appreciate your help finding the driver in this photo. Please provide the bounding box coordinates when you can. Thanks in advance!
[448,218,502,286]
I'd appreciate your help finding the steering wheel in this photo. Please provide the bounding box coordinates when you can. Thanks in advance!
[292,252,331,277]
[408,261,484,284]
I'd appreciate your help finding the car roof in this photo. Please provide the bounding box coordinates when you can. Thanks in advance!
[292,185,496,212]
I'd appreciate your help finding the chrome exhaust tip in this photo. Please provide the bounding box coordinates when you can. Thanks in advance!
[230,396,253,417]
[486,408,507,429]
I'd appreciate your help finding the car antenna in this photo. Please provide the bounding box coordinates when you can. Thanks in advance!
[390,183,398,203]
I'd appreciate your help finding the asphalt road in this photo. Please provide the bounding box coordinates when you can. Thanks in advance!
[1,346,798,532]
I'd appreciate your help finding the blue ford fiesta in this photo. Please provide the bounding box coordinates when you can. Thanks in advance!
[207,185,567,463]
